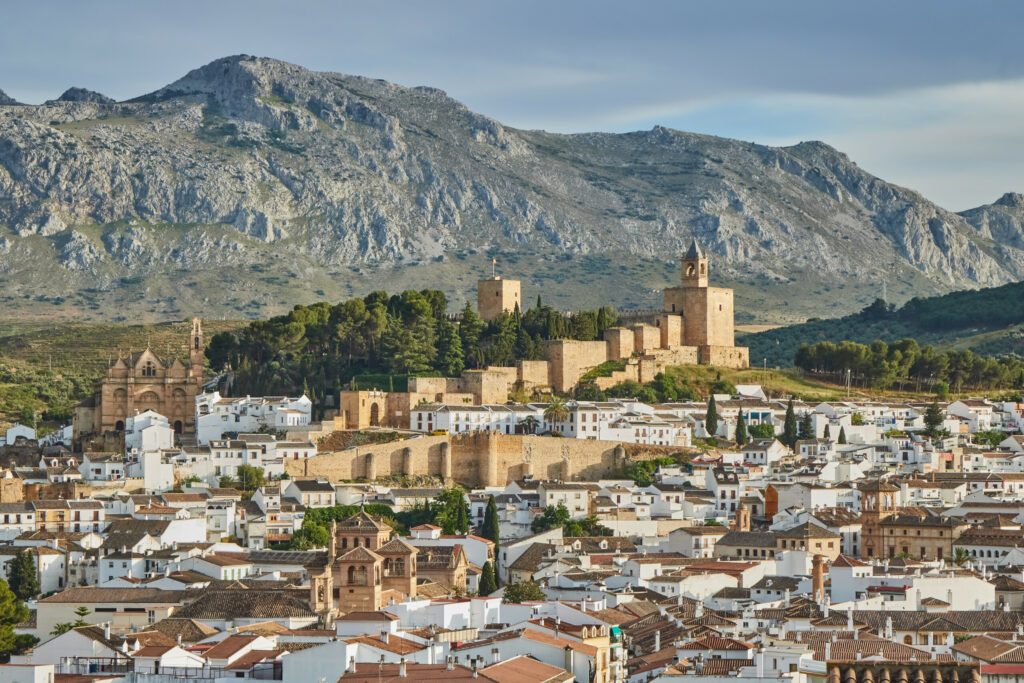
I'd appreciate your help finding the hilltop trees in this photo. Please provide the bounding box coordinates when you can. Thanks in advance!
[208,289,620,415]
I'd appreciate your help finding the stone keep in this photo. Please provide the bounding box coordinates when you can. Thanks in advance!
[477,276,521,321]
[663,241,736,349]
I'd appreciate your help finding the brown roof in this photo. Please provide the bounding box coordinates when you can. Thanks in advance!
[345,635,426,655]
[39,588,182,604]
[334,664,484,682]
[203,635,260,660]
[479,655,573,683]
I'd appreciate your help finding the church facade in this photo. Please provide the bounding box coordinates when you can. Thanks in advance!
[74,318,205,441]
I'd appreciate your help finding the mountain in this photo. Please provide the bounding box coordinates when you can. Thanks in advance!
[48,87,115,105]
[0,89,20,106]
[1,55,1022,322]
[744,280,1024,367]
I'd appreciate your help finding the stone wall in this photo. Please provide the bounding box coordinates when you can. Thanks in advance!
[658,314,683,348]
[477,277,521,321]
[541,339,611,393]
[700,345,750,370]
[517,361,551,391]
[604,327,634,360]
[631,324,661,354]
[286,432,682,487]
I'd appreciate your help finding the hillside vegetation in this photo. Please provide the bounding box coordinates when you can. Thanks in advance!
[745,282,1024,367]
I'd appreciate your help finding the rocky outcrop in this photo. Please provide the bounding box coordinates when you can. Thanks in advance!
[0,54,1021,320]
[53,87,115,105]
[960,192,1024,251]
[0,89,21,105]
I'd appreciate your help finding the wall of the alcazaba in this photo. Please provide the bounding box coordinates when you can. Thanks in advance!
[663,286,685,316]
[632,324,661,354]
[658,314,683,348]
[517,360,551,390]
[287,433,683,487]
[704,286,735,347]
[594,361,641,390]
[681,287,709,347]
[462,368,517,404]
[604,327,634,360]
[700,345,750,369]
[542,340,612,393]
[407,377,457,396]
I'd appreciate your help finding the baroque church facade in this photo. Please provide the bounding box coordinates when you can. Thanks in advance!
[74,318,205,441]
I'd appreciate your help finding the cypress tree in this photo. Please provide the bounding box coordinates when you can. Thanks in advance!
[6,550,39,602]
[798,412,814,440]
[456,490,470,533]
[838,426,847,444]
[481,496,500,547]
[479,561,497,595]
[705,395,719,437]
[735,410,748,445]
[783,397,798,447]
[823,424,831,441]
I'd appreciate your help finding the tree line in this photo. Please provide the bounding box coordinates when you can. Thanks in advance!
[206,290,618,413]
[794,339,1024,392]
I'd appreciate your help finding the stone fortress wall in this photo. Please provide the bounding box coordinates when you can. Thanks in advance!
[338,241,749,428]
[287,431,684,487]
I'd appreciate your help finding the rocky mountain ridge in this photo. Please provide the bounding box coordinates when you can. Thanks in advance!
[0,55,1022,322]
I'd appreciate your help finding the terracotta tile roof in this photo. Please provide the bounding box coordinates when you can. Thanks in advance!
[39,587,182,604]
[203,634,261,661]
[345,634,426,655]
[172,590,314,620]
[479,654,573,682]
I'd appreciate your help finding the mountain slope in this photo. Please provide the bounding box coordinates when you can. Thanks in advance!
[744,281,1024,367]
[0,55,1022,322]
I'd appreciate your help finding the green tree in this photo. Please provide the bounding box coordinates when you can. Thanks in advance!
[531,504,572,533]
[953,547,970,567]
[236,465,265,492]
[543,397,570,428]
[705,395,719,437]
[433,488,470,534]
[290,524,330,549]
[734,410,748,445]
[479,561,497,595]
[783,397,798,447]
[0,579,28,655]
[838,426,848,445]
[6,550,39,602]
[435,318,465,377]
[823,424,831,441]
[459,302,486,369]
[798,412,814,440]
[480,496,500,547]
[50,605,89,637]
[502,580,546,603]
[924,402,947,438]
[749,423,775,439]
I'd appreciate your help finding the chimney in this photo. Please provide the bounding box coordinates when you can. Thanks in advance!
[398,658,407,678]
[757,648,765,678]
[491,647,500,664]
[783,589,790,607]
[654,629,661,652]
[563,645,574,675]
[824,642,831,661]
[348,657,357,674]
[176,634,182,647]
[812,554,826,603]
[103,622,111,640]
[446,657,454,671]
[380,630,389,644]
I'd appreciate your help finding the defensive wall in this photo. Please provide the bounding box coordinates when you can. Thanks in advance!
[286,432,686,487]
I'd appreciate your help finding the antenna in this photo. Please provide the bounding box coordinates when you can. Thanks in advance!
[491,257,497,278]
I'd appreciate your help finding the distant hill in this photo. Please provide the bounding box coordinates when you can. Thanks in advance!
[2,55,1024,322]
[744,280,1024,367]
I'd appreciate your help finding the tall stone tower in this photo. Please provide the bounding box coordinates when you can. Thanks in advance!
[477,262,521,321]
[663,240,736,349]
[858,480,899,560]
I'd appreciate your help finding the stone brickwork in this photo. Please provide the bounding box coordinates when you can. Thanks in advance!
[541,339,611,393]
[288,432,683,486]
[604,327,635,359]
[658,314,683,348]
[631,324,660,354]
[477,277,521,321]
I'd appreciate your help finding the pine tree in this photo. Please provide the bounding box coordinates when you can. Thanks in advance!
[838,426,847,444]
[435,318,465,377]
[704,395,719,437]
[735,410,748,445]
[823,424,831,441]
[456,490,470,534]
[0,579,28,655]
[479,561,497,595]
[924,402,946,437]
[6,550,39,602]
[459,302,486,368]
[481,496,500,547]
[783,397,798,447]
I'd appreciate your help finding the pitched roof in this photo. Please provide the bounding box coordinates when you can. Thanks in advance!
[39,588,182,604]
[172,590,314,619]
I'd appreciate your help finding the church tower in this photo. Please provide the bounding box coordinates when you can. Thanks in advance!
[681,240,708,289]
[190,318,204,378]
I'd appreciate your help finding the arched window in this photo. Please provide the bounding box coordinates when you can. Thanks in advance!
[347,566,356,584]
[142,361,156,377]
[903,635,913,645]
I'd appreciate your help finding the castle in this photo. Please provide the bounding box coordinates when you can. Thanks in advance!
[74,318,205,442]
[340,242,748,428]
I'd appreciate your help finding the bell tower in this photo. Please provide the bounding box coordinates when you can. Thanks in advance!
[189,318,204,378]
[682,240,708,289]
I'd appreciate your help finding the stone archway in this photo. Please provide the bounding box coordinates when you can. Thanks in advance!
[369,403,380,427]
[173,420,183,435]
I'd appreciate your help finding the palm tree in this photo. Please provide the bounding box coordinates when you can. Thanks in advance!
[543,397,571,431]
[953,547,970,567]
[520,416,541,435]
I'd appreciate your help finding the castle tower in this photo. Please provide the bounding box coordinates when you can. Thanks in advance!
[477,258,521,321]
[681,240,708,288]
[190,318,204,378]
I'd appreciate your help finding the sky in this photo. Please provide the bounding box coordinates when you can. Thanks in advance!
[1,0,1022,211]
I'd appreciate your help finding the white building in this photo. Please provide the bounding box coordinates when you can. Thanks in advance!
[123,410,174,453]
[195,391,312,445]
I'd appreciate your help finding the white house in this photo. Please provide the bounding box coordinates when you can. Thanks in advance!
[195,392,311,445]
[123,410,174,453]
